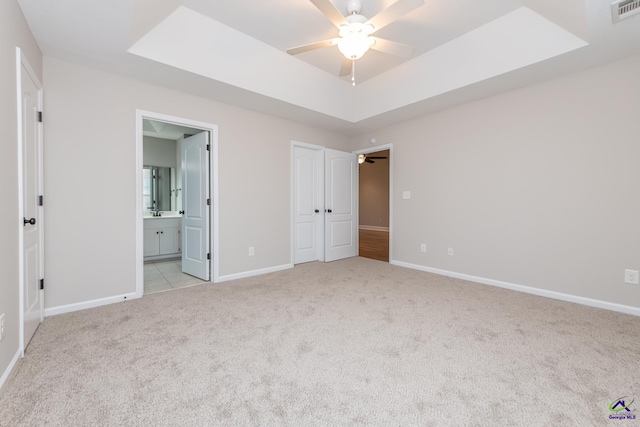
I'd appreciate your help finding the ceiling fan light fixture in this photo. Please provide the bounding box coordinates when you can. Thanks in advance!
[338,23,375,60]
[358,154,366,164]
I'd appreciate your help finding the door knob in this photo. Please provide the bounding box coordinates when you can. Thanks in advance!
[179,210,185,215]
[327,209,332,213]
[23,217,36,226]
[314,209,319,213]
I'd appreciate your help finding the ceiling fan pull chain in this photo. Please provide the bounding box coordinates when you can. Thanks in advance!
[352,60,356,86]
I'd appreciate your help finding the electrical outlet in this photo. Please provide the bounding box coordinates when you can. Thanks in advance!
[248,247,255,257]
[0,313,5,342]
[420,243,427,253]
[448,247,454,256]
[624,269,639,285]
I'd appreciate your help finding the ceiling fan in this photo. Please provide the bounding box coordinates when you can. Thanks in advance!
[287,0,425,85]
[358,153,388,164]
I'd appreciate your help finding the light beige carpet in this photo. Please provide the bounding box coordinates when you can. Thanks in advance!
[1,257,638,426]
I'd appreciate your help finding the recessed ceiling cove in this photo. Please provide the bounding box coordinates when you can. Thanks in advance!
[128,1,587,122]
[19,0,640,133]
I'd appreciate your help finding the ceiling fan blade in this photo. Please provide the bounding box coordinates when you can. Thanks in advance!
[339,57,352,76]
[366,0,425,33]
[367,156,388,159]
[365,159,375,163]
[309,0,347,28]
[287,39,339,56]
[371,37,415,58]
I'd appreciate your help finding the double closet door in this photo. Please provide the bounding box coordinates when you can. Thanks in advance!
[293,146,358,264]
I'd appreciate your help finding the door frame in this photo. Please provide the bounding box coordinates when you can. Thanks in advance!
[354,143,393,262]
[16,47,44,356]
[290,141,325,265]
[135,110,219,297]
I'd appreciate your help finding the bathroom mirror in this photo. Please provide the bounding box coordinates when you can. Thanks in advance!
[143,166,176,212]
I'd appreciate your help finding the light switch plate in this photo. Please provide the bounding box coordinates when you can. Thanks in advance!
[402,191,411,200]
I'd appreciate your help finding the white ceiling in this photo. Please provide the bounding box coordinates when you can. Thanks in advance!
[16,0,640,135]
[143,119,202,141]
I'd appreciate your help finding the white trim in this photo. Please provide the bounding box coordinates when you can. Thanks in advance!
[0,349,22,393]
[135,112,144,298]
[216,263,293,283]
[135,110,220,294]
[144,254,182,262]
[211,131,220,283]
[16,48,24,358]
[359,225,389,232]
[44,292,138,317]
[391,260,640,317]
[354,143,393,261]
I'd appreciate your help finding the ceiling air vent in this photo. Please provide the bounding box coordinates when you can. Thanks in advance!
[612,0,640,23]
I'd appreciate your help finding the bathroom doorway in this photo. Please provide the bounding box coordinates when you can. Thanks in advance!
[135,110,219,297]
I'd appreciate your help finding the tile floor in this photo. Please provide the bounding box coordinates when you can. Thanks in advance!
[144,258,207,295]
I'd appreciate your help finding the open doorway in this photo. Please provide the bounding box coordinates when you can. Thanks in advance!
[357,147,391,262]
[135,111,219,297]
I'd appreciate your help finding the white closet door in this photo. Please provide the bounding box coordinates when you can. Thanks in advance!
[294,146,323,264]
[324,149,358,262]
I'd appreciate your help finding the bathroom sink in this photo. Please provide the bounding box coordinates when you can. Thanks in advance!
[144,212,182,219]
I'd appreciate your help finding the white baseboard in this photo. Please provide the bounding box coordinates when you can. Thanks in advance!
[45,292,139,317]
[391,260,640,317]
[359,225,389,232]
[216,263,293,283]
[0,348,22,393]
[144,254,181,262]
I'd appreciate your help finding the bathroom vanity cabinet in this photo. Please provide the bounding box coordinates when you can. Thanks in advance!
[144,217,181,259]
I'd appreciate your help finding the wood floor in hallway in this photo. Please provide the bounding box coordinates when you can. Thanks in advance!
[359,229,389,262]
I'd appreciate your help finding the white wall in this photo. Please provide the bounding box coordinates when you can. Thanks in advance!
[42,56,351,310]
[143,136,177,168]
[0,0,42,387]
[351,53,640,309]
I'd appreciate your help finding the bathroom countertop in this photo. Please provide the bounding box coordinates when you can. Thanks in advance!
[144,212,182,219]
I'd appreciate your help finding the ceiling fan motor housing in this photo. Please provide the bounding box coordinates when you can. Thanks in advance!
[346,0,362,15]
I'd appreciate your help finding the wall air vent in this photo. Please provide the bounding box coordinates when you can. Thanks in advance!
[612,0,640,23]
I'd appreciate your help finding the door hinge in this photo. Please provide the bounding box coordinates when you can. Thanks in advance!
[38,195,44,206]
[37,111,43,122]
[206,144,210,151]
[207,253,211,260]
[39,279,44,290]
[207,198,211,206]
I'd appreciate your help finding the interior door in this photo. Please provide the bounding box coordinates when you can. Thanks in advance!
[20,57,44,349]
[181,132,210,280]
[325,148,358,262]
[294,146,323,264]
